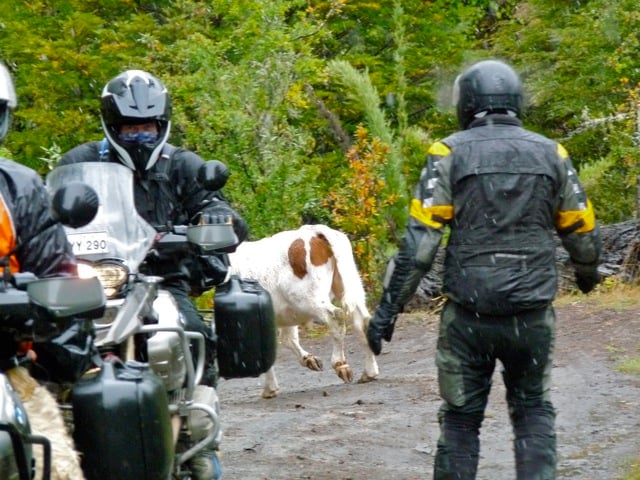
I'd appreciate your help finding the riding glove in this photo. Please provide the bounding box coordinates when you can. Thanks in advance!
[574,261,600,294]
[367,301,399,355]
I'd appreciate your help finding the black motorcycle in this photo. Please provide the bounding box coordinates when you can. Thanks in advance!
[47,161,277,480]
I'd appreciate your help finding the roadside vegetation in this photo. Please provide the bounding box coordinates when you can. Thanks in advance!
[3,0,640,301]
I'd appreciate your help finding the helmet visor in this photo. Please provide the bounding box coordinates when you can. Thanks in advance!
[118,131,160,145]
[0,63,17,108]
[452,74,462,108]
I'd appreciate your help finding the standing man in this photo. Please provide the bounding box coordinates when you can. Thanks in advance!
[367,59,601,479]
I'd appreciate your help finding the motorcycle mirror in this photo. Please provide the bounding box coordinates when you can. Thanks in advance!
[198,160,230,191]
[51,181,99,228]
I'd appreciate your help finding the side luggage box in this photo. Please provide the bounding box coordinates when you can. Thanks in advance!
[214,275,277,379]
[71,358,174,480]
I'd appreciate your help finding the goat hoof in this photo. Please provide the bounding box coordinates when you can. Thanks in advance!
[358,372,377,383]
[261,389,278,399]
[302,355,323,371]
[334,361,353,383]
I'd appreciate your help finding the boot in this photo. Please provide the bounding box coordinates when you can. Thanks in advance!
[189,449,223,480]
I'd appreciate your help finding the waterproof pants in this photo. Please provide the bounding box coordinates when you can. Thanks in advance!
[433,301,557,480]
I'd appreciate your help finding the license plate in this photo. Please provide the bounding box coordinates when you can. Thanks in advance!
[67,232,109,255]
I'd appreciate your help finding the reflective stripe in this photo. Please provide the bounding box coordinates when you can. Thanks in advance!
[0,192,18,272]
[557,143,569,159]
[410,198,453,229]
[428,141,451,157]
[556,199,596,233]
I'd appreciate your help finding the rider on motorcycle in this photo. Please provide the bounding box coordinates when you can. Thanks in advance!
[55,69,248,479]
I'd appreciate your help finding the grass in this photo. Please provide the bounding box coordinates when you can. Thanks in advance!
[554,280,640,311]
[618,355,640,375]
[621,459,640,480]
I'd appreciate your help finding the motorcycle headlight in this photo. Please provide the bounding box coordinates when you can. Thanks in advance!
[78,260,128,299]
[77,262,98,279]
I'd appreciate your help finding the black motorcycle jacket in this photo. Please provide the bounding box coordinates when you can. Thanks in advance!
[56,141,249,285]
[0,158,77,277]
[380,114,601,316]
[0,159,81,378]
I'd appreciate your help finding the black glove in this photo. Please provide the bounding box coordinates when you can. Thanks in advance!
[189,254,230,296]
[575,269,600,294]
[367,303,398,355]
[191,205,249,250]
[191,211,232,225]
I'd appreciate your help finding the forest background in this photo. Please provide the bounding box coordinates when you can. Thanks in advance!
[2,0,640,299]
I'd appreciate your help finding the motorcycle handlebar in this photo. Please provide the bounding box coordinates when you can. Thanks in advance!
[151,223,238,256]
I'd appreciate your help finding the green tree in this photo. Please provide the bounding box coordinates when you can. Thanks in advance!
[3,0,640,298]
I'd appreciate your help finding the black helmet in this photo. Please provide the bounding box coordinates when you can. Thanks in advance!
[100,69,171,171]
[453,60,523,129]
[0,62,17,143]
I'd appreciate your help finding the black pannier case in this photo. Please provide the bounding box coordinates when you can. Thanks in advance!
[71,358,174,480]
[214,275,277,379]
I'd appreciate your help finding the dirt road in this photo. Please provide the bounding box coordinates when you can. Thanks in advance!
[216,298,640,479]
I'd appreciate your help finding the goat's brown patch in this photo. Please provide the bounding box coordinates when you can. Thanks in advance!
[288,234,344,298]
[332,260,344,300]
[309,233,332,266]
[310,234,344,299]
[288,238,308,279]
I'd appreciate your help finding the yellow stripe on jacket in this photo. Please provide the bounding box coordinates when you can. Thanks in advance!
[410,198,453,229]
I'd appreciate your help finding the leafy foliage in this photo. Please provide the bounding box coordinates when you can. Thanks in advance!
[323,124,399,297]
[488,0,640,223]
[1,0,640,299]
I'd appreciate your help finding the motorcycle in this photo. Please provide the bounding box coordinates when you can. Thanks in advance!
[0,182,105,480]
[46,161,255,480]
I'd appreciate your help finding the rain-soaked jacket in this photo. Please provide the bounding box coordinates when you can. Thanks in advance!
[381,113,601,316]
[56,140,249,283]
[0,158,77,277]
[58,141,248,237]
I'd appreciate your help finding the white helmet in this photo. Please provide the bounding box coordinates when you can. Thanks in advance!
[0,62,17,142]
[100,70,171,171]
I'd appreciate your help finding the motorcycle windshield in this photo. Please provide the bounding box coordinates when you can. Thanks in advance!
[46,163,157,271]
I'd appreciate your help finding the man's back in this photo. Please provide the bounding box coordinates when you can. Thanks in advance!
[439,116,564,314]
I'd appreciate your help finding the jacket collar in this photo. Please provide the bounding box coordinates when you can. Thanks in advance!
[467,113,522,129]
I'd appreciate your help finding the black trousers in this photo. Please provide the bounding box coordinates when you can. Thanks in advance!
[433,301,557,480]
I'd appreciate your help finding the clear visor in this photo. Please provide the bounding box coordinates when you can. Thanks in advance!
[451,74,461,107]
[117,131,160,145]
[0,63,17,108]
